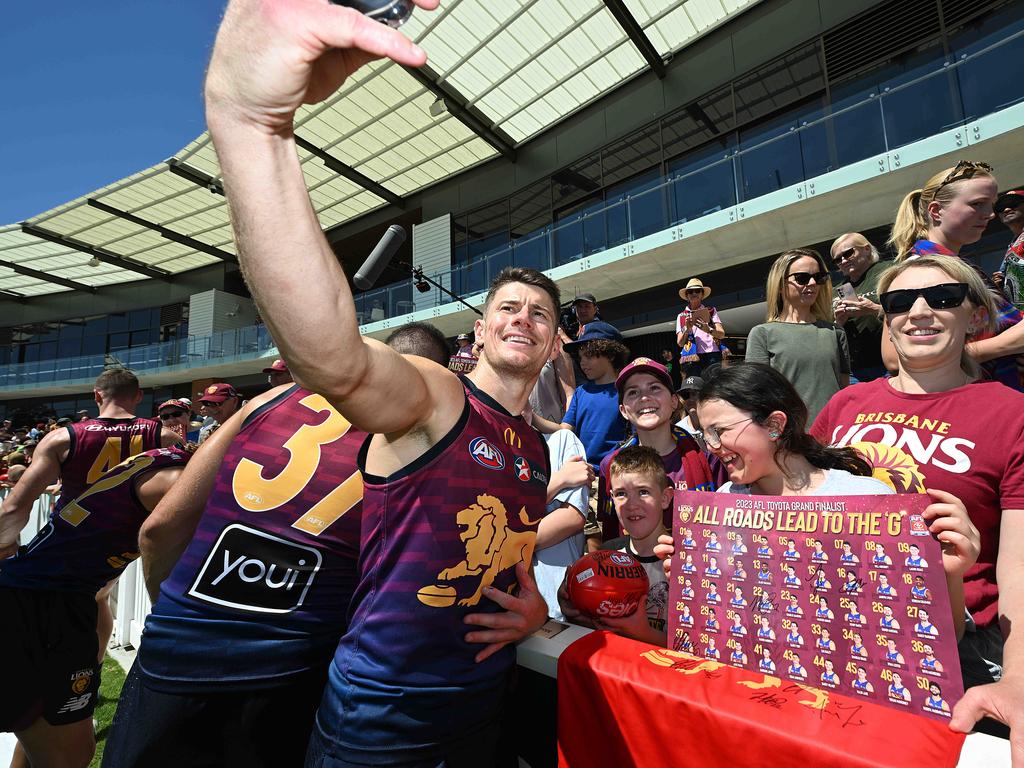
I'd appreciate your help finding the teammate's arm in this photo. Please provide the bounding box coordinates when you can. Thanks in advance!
[139,413,243,600]
[160,426,184,447]
[139,387,289,600]
[0,428,68,558]
[205,0,452,438]
[135,467,187,513]
[951,509,1024,763]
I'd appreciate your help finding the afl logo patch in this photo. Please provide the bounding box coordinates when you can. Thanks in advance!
[469,437,505,470]
[514,456,531,481]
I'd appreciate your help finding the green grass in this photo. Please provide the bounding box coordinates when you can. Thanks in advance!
[89,657,128,768]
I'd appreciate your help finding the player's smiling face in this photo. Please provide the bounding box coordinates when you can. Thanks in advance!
[609,471,672,543]
[619,373,674,431]
[476,282,558,375]
[697,398,778,487]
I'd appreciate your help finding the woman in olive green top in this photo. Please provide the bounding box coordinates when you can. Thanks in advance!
[745,248,850,422]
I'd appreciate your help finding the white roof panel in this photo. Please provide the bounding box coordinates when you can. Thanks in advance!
[2,0,760,298]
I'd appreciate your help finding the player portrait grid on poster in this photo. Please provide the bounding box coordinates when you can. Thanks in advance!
[668,491,961,722]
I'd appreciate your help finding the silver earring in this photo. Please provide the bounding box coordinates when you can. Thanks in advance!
[768,430,780,440]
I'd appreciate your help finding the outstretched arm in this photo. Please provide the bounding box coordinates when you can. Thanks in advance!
[205,0,452,436]
[0,429,68,557]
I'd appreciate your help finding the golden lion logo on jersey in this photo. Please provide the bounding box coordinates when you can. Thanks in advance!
[416,494,542,608]
[851,442,927,494]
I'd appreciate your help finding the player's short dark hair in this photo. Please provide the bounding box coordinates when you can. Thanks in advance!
[385,322,449,366]
[608,445,669,490]
[94,368,140,401]
[579,339,630,370]
[483,267,561,317]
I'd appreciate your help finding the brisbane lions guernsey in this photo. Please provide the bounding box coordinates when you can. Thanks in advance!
[0,447,190,594]
[57,416,162,511]
[137,386,364,691]
[317,378,550,757]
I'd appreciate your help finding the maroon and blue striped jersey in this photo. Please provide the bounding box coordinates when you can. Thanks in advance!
[137,385,364,691]
[316,379,550,758]
[57,417,162,512]
[0,447,190,594]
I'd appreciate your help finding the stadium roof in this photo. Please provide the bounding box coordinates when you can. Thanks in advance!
[1,0,759,299]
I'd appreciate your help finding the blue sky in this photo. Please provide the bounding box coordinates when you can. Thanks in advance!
[0,1,227,224]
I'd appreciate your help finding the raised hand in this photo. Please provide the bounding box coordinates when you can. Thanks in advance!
[206,0,436,133]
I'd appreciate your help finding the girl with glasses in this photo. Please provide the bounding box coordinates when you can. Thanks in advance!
[813,255,1021,740]
[745,248,851,423]
[887,161,1024,391]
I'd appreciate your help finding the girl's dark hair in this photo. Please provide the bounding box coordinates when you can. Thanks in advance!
[697,363,871,477]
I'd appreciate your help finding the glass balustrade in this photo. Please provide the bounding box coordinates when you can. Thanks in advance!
[2,28,1023,388]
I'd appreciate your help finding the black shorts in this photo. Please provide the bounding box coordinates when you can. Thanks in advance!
[102,664,329,768]
[0,587,101,731]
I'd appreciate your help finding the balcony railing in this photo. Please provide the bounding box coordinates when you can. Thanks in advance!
[356,26,1024,317]
[2,26,1023,390]
[0,325,275,389]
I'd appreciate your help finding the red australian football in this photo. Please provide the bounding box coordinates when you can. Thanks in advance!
[566,550,649,619]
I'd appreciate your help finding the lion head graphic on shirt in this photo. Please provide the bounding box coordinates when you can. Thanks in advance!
[850,442,927,494]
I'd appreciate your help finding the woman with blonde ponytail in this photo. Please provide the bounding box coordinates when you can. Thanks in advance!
[882,161,1024,389]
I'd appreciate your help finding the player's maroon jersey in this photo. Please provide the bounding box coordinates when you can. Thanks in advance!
[57,417,162,513]
[0,447,190,594]
[317,378,550,757]
[137,385,364,691]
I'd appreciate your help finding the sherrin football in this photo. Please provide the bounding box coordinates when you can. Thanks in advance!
[566,550,649,619]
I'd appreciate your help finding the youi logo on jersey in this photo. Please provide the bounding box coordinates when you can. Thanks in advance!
[188,523,322,613]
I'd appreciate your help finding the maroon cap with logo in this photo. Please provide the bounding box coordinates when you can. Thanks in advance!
[261,359,289,374]
[198,383,239,404]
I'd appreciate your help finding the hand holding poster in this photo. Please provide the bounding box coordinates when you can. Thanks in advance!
[668,490,962,722]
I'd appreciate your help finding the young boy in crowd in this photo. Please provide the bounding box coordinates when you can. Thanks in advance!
[599,358,716,540]
[561,446,673,646]
[534,323,630,550]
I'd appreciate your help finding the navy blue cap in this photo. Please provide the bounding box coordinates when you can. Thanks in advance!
[565,321,623,349]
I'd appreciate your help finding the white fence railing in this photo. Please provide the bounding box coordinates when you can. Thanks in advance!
[2,487,151,649]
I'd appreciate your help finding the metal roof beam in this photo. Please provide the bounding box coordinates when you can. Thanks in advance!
[0,289,26,303]
[0,258,96,293]
[293,136,406,208]
[403,65,517,160]
[166,159,225,196]
[603,0,667,79]
[86,199,238,265]
[20,225,172,282]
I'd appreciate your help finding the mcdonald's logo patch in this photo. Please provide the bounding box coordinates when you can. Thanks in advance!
[469,437,505,470]
[503,427,522,448]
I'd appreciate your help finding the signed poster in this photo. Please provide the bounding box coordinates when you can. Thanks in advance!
[668,491,962,722]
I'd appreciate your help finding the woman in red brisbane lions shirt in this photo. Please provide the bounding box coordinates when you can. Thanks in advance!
[811,254,1024,743]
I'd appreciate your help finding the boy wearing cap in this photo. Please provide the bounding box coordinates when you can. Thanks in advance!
[598,358,715,539]
[262,358,293,388]
[676,278,725,376]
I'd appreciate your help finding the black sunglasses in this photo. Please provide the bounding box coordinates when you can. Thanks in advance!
[878,283,969,314]
[159,411,186,420]
[834,247,859,263]
[787,271,829,286]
